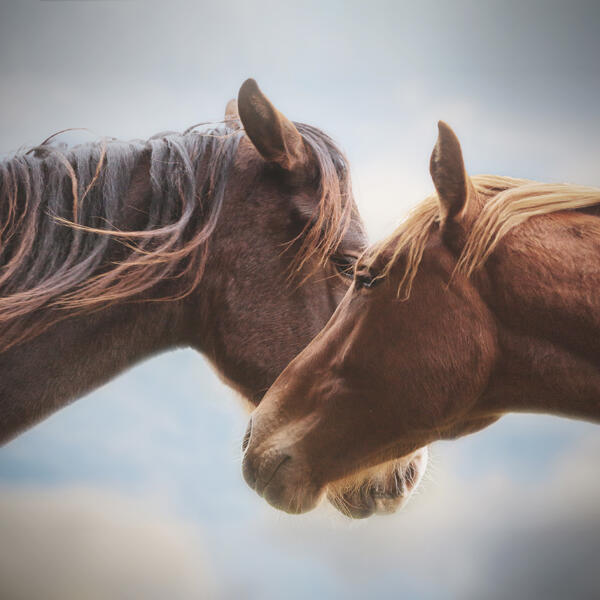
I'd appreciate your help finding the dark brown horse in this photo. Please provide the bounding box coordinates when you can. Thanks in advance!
[0,79,425,517]
[242,121,600,515]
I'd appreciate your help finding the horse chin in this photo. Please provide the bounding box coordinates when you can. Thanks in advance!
[326,448,428,519]
[242,414,428,518]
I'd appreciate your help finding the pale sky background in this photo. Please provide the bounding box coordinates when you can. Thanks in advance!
[1,1,599,599]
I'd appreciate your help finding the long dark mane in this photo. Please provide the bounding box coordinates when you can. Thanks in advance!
[0,122,352,351]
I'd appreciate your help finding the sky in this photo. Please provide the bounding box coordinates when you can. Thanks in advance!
[1,1,599,598]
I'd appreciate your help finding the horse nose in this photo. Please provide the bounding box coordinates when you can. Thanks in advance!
[242,417,253,452]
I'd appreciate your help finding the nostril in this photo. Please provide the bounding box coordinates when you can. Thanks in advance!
[242,418,253,453]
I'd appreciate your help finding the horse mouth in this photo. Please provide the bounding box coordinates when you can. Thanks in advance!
[327,461,420,519]
[254,454,291,497]
[328,484,404,519]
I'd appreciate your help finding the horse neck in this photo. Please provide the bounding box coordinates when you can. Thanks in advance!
[0,148,181,441]
[480,215,600,423]
[0,300,187,444]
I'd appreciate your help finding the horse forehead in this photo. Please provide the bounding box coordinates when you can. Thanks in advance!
[422,235,456,267]
[232,138,302,194]
[234,138,366,247]
[347,221,369,251]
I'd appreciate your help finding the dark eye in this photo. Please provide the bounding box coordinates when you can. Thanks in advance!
[331,254,357,279]
[354,270,380,290]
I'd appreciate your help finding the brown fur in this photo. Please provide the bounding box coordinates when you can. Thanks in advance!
[242,121,600,515]
[0,80,417,520]
[0,79,365,444]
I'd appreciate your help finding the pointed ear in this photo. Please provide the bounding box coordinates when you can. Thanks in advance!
[237,78,308,171]
[430,121,471,224]
[224,98,240,130]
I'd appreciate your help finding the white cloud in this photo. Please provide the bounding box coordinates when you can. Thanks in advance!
[2,430,598,599]
[257,432,600,599]
[0,487,215,600]
[351,89,600,242]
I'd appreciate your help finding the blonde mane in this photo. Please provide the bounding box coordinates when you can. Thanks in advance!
[368,175,600,299]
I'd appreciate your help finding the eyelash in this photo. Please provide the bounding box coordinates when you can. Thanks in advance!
[332,255,381,289]
[331,255,357,279]
[354,271,378,289]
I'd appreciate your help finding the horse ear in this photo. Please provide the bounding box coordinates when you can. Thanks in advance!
[238,78,308,171]
[430,121,471,224]
[224,98,240,130]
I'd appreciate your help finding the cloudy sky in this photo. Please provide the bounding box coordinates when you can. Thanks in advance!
[1,1,599,598]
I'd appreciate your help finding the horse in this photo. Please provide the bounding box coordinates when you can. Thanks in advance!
[0,79,426,518]
[241,120,600,515]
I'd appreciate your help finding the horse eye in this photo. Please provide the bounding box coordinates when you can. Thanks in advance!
[331,254,357,279]
[354,271,379,290]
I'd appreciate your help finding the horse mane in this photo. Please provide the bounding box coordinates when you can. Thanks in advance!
[367,174,600,298]
[0,121,352,350]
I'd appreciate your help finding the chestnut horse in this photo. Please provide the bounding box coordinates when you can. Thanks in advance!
[242,121,600,514]
[0,79,426,518]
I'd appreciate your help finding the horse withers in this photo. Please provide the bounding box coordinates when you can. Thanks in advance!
[242,121,600,515]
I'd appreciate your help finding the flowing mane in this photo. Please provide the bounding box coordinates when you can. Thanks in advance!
[367,174,600,298]
[240,124,600,518]
[0,122,352,351]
